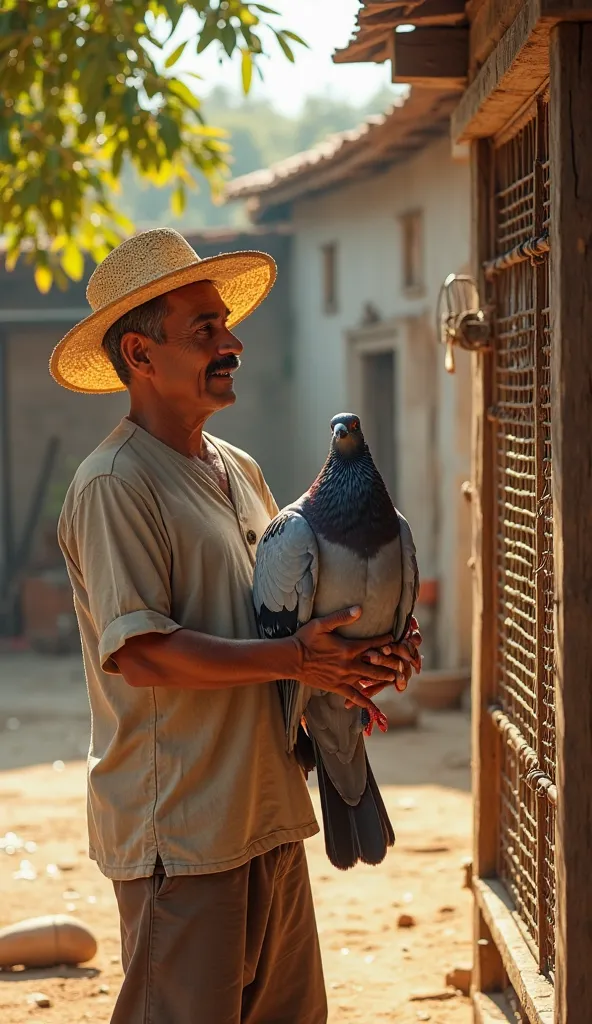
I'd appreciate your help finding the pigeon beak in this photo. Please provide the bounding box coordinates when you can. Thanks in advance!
[333,423,348,440]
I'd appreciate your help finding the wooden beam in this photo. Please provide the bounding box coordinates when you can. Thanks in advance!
[362,0,467,28]
[452,0,592,142]
[470,138,504,998]
[333,36,391,65]
[469,0,529,72]
[542,0,592,15]
[451,0,549,142]
[391,26,469,86]
[473,879,555,1024]
[549,23,592,1024]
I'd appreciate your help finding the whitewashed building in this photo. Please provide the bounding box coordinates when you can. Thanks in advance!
[228,88,472,675]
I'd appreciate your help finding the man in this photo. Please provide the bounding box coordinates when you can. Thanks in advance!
[53,228,419,1024]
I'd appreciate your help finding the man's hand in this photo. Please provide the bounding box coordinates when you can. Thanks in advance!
[345,616,423,706]
[293,606,399,724]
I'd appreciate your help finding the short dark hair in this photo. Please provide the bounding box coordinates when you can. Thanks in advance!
[102,293,169,387]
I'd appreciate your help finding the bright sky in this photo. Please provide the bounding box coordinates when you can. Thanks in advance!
[159,0,394,115]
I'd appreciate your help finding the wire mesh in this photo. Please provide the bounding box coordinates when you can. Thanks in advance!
[494,258,537,750]
[499,742,539,954]
[495,115,536,254]
[538,102,556,974]
[492,100,556,977]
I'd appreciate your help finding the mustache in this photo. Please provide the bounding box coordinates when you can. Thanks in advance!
[206,354,241,377]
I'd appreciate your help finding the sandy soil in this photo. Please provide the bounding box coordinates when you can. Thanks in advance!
[0,653,473,1023]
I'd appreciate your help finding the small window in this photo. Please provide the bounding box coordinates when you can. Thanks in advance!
[400,211,423,293]
[321,242,338,315]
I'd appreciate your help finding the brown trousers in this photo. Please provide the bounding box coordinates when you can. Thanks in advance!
[111,842,328,1024]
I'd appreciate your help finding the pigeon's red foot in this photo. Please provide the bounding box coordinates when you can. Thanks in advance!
[363,707,388,736]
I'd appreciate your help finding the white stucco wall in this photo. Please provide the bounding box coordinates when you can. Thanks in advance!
[289,135,472,670]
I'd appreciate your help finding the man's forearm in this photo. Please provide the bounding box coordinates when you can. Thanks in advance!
[113,628,303,690]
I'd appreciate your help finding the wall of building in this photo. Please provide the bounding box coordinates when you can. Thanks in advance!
[288,135,472,669]
[7,326,129,558]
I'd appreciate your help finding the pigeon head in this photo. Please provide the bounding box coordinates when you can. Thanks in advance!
[330,413,365,457]
[302,411,399,557]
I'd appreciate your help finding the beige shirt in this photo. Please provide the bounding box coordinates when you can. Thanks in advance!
[58,418,318,881]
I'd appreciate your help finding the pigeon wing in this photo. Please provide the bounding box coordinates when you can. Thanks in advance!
[392,509,420,642]
[252,509,319,749]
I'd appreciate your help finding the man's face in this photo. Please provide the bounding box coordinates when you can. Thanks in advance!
[125,280,243,419]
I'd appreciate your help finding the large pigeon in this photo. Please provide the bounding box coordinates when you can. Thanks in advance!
[253,412,420,869]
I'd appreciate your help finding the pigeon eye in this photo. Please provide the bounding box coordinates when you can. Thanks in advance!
[352,421,359,431]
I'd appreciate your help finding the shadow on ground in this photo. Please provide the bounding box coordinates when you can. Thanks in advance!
[0,967,100,984]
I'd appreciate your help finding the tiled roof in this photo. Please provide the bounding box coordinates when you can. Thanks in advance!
[226,88,458,217]
[333,0,468,66]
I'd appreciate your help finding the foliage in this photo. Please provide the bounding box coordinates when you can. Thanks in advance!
[0,0,306,291]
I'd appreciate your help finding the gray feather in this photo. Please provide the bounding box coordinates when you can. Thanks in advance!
[393,510,420,642]
[252,509,318,750]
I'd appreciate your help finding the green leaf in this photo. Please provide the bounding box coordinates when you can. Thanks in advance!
[252,4,280,13]
[158,114,182,154]
[275,32,295,63]
[165,40,187,69]
[34,264,53,294]
[111,142,125,178]
[60,240,84,281]
[168,79,201,113]
[221,23,236,58]
[241,49,252,94]
[280,30,308,47]
[196,20,218,55]
[171,184,185,216]
[245,30,262,55]
[160,0,186,28]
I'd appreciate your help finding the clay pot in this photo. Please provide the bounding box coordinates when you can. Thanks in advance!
[0,914,97,969]
[413,669,470,711]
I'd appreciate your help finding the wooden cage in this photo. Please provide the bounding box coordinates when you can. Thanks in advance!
[466,17,592,1024]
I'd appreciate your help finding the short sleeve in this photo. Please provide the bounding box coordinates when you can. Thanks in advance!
[67,476,181,674]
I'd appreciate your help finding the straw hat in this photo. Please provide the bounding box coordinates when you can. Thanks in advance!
[49,228,277,394]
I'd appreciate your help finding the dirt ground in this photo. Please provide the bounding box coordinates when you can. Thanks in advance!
[0,653,473,1023]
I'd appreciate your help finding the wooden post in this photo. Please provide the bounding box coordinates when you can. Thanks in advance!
[549,23,592,1023]
[470,137,505,996]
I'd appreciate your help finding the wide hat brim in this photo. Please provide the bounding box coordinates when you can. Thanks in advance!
[49,250,277,394]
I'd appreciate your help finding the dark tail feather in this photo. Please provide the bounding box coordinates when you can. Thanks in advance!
[365,754,396,848]
[312,739,395,870]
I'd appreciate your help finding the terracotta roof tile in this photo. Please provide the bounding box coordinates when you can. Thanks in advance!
[226,88,459,215]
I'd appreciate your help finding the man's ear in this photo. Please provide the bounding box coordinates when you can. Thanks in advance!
[120,332,154,380]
